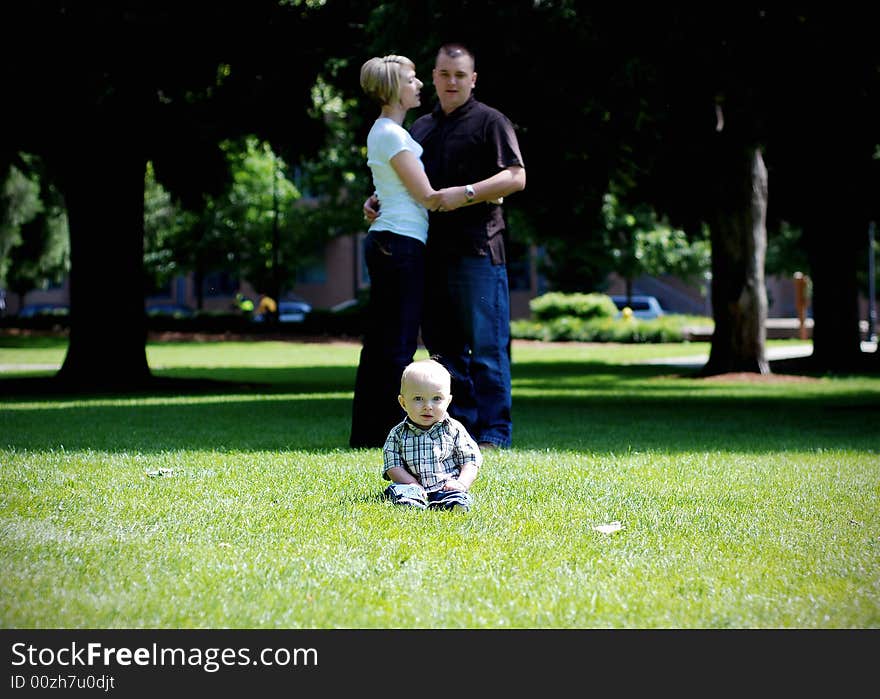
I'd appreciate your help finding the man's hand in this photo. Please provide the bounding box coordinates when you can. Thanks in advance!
[432,186,503,212]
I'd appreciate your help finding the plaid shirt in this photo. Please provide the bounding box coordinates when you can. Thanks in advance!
[382,416,483,493]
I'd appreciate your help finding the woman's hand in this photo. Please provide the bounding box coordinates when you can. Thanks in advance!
[363,195,380,223]
[433,186,469,213]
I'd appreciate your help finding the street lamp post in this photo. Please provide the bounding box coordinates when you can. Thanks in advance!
[868,221,877,343]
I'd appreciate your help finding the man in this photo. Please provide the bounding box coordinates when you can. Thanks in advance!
[365,43,526,449]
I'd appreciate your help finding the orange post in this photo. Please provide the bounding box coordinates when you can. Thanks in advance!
[794,272,808,340]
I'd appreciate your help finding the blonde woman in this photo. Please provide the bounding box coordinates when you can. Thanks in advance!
[350,55,466,448]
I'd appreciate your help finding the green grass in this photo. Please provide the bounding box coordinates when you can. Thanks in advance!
[1,336,878,628]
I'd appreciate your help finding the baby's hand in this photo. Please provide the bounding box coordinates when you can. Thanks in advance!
[442,478,466,492]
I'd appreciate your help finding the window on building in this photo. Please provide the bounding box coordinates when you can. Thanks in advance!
[203,271,239,297]
[297,261,327,284]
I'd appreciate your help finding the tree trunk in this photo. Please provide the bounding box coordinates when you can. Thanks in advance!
[56,121,151,389]
[804,213,865,373]
[703,146,769,375]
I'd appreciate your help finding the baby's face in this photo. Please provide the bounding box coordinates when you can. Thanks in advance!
[398,375,451,428]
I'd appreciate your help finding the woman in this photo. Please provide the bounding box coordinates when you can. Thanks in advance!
[349,55,466,448]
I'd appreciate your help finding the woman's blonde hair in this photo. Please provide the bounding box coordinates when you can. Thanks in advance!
[360,55,415,106]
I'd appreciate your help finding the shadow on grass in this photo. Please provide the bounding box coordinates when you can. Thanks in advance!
[1,392,355,452]
[0,334,69,349]
[2,358,878,455]
[512,393,880,452]
[0,364,355,398]
[509,357,880,451]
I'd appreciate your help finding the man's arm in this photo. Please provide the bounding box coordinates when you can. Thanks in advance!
[478,165,526,200]
[434,165,526,211]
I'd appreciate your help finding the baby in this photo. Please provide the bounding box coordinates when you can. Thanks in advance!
[382,359,482,511]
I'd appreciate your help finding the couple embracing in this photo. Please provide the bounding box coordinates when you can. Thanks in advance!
[350,43,526,458]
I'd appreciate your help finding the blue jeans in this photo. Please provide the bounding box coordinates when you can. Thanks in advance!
[349,231,425,448]
[422,254,512,447]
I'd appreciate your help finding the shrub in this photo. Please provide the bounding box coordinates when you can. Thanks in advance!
[511,291,710,343]
[528,292,618,321]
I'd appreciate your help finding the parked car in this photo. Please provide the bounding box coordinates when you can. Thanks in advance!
[610,295,665,319]
[17,303,70,318]
[145,303,195,318]
[277,297,312,323]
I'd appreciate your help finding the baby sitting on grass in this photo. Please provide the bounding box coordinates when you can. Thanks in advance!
[381,359,482,512]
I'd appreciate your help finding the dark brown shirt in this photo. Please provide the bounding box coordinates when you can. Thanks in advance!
[410,96,524,265]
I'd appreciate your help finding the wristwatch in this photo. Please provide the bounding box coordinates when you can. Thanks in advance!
[464,184,476,202]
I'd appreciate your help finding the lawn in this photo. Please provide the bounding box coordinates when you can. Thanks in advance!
[1,335,878,628]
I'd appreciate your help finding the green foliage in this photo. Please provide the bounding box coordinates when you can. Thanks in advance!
[511,315,692,343]
[144,136,339,301]
[766,220,810,277]
[540,234,612,293]
[294,69,369,251]
[601,192,711,286]
[0,157,69,297]
[218,136,306,294]
[0,163,40,285]
[143,64,368,303]
[529,292,618,321]
[144,162,198,292]
[518,291,710,343]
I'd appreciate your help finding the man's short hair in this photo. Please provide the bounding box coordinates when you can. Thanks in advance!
[438,43,475,69]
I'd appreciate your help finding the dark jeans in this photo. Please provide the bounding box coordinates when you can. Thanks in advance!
[349,231,425,448]
[422,254,512,447]
[384,483,472,511]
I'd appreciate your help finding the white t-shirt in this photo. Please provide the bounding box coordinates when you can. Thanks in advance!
[366,118,429,243]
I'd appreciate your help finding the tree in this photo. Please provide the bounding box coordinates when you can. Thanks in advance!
[143,161,198,297]
[764,10,880,372]
[600,192,710,303]
[143,62,370,307]
[4,1,876,389]
[1,1,370,389]
[573,7,878,374]
[145,136,344,305]
[1,158,70,308]
[195,136,306,302]
[342,3,778,373]
[1,161,44,289]
[597,8,778,375]
[703,144,770,375]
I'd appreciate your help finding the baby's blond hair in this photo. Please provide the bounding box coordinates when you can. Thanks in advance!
[400,359,450,393]
[360,54,415,106]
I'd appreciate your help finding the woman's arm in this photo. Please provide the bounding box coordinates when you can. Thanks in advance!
[390,151,527,213]
[389,150,441,210]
